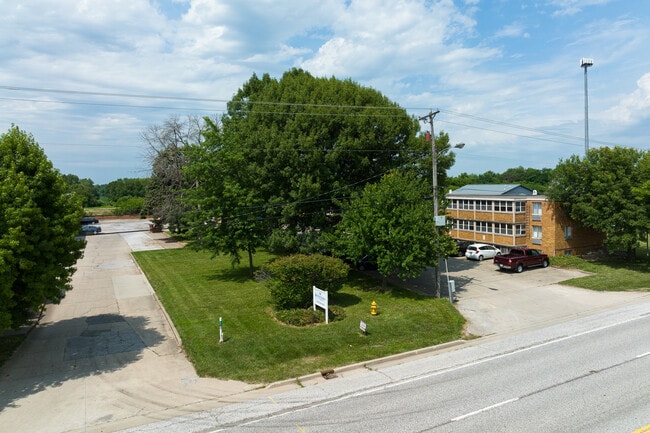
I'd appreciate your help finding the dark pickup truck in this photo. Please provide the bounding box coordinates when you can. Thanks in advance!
[493,247,549,273]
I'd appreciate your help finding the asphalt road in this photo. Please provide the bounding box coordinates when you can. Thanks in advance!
[121,301,650,433]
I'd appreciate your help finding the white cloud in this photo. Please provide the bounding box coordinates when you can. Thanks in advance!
[550,0,614,17]
[494,23,530,39]
[604,73,650,125]
[0,0,648,183]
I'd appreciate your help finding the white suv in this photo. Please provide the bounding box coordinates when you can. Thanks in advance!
[465,243,501,261]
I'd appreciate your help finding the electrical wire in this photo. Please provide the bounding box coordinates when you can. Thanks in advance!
[0,83,616,149]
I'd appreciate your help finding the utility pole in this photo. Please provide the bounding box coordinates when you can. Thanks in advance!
[419,110,441,298]
[580,58,594,157]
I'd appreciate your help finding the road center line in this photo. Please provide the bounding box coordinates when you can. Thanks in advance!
[451,398,519,422]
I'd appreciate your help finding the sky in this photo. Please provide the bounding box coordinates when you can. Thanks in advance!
[1,0,649,185]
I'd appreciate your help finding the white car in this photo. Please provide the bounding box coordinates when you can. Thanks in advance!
[465,243,501,261]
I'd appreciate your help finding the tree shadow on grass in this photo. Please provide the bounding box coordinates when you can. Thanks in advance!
[330,292,362,308]
[348,271,434,300]
[0,313,164,411]
[206,265,256,283]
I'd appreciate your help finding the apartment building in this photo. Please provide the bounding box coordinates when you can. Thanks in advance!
[446,184,604,256]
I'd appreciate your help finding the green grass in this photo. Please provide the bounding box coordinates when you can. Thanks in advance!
[0,334,26,368]
[551,248,650,292]
[133,248,465,383]
[84,207,118,216]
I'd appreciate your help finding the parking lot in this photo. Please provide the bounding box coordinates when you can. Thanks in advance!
[394,256,649,336]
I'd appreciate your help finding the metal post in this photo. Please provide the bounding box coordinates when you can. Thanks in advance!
[580,58,593,157]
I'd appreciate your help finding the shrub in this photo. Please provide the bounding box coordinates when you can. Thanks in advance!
[262,254,349,310]
[275,306,346,326]
[114,196,144,215]
[275,308,323,326]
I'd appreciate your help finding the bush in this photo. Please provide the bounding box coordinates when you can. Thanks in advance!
[114,196,144,215]
[262,254,349,310]
[275,308,323,326]
[275,306,346,326]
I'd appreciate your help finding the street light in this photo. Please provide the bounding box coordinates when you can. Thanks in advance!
[580,58,594,156]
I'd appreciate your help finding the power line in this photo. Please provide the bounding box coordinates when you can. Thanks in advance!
[1,84,622,148]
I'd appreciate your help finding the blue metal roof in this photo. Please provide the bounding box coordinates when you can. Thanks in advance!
[448,184,534,196]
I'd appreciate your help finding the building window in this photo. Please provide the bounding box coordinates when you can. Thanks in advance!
[495,200,513,212]
[515,201,525,213]
[564,226,573,240]
[532,225,542,244]
[532,202,542,221]
[476,221,492,233]
[455,219,474,231]
[461,199,474,210]
[494,223,513,235]
[515,224,526,236]
[477,200,492,211]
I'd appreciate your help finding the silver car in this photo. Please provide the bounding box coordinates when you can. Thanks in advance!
[465,243,501,261]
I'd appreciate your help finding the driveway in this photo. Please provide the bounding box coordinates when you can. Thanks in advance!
[395,257,650,337]
[0,220,271,433]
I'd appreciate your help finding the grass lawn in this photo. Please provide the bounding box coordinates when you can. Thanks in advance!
[0,334,26,368]
[133,248,465,383]
[551,248,650,292]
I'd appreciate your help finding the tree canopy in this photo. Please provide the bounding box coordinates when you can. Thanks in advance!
[0,126,84,330]
[334,169,455,285]
[546,146,649,260]
[184,69,448,274]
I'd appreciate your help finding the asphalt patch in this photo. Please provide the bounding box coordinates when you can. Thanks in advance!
[64,314,145,361]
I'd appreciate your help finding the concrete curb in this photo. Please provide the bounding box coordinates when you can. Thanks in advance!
[266,339,467,389]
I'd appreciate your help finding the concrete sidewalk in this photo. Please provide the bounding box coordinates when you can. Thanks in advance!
[0,220,282,433]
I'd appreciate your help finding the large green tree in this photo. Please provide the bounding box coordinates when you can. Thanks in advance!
[547,146,648,260]
[334,169,455,287]
[185,69,435,274]
[0,126,84,330]
[184,118,270,275]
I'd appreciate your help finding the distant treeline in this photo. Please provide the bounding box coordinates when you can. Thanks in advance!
[64,166,552,213]
[63,175,149,214]
[447,166,553,194]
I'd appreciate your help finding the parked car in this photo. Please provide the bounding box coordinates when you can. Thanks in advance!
[494,247,549,273]
[81,216,99,225]
[465,243,501,261]
[80,225,101,235]
[454,240,472,256]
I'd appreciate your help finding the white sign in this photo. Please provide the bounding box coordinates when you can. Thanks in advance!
[360,320,367,334]
[313,286,329,324]
[435,215,447,226]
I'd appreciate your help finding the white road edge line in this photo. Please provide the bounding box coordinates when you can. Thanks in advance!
[451,398,519,422]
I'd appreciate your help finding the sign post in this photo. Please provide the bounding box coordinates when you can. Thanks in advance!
[312,286,329,324]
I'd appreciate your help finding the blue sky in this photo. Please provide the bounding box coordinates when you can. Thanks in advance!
[1,0,648,184]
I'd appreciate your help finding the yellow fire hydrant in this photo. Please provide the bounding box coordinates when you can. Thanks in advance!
[371,300,377,316]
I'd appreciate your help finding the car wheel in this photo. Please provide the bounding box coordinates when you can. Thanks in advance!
[478,255,484,261]
[516,263,524,273]
[542,259,549,268]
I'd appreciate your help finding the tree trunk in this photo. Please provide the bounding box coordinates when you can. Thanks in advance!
[247,244,254,278]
